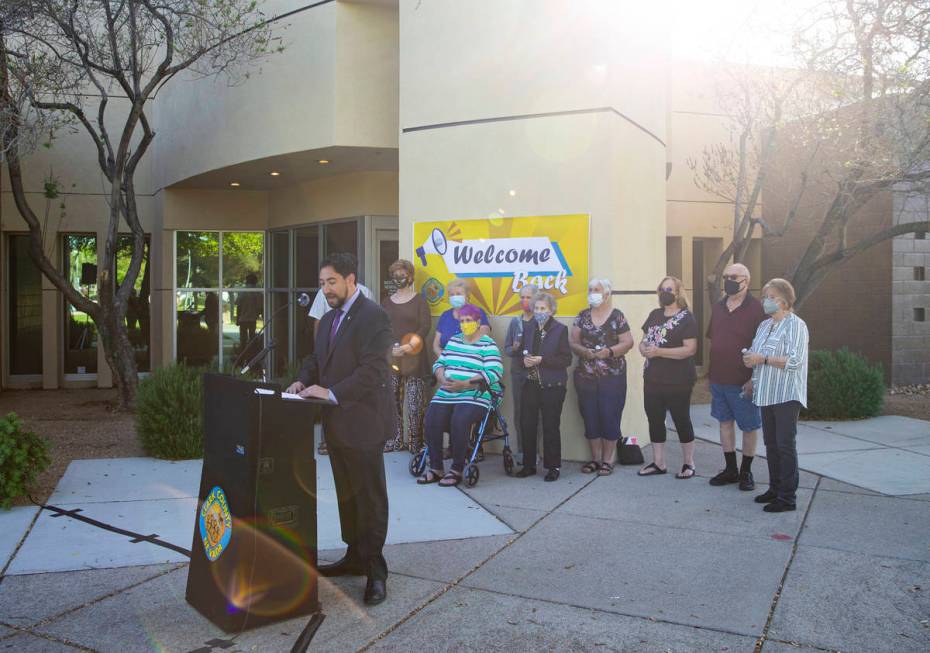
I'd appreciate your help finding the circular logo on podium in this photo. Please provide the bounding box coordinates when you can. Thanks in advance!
[199,486,232,562]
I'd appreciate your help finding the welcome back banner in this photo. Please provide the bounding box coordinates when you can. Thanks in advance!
[413,214,590,317]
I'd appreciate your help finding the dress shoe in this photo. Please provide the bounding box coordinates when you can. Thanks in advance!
[515,467,536,478]
[738,471,755,491]
[317,556,365,577]
[763,499,796,513]
[364,577,387,605]
[544,468,560,482]
[754,489,777,504]
[709,469,739,486]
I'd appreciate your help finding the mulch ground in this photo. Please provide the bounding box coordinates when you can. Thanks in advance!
[0,388,143,506]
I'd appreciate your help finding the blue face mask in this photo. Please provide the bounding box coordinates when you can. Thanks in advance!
[762,297,781,315]
[449,295,466,309]
[534,312,549,326]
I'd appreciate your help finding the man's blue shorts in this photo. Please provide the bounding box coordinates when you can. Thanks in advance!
[710,383,762,432]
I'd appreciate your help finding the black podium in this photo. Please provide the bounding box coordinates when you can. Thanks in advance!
[186,373,325,632]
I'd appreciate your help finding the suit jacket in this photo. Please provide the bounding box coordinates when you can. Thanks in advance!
[298,294,394,448]
[519,318,572,387]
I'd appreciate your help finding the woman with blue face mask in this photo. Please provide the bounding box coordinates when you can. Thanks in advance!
[742,278,809,513]
[514,292,572,482]
[432,278,491,359]
[569,278,635,476]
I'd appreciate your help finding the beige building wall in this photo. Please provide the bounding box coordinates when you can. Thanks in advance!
[399,0,667,459]
[152,0,398,190]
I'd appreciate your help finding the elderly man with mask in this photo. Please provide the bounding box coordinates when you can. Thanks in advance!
[706,263,766,491]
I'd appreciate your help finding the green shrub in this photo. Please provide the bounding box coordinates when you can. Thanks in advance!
[0,413,50,509]
[803,349,885,420]
[136,364,204,459]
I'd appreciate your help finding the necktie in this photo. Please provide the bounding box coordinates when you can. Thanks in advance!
[329,309,344,343]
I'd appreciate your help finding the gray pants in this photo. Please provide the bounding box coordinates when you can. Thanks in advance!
[761,401,802,505]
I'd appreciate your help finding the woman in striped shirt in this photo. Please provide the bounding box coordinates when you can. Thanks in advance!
[419,304,504,487]
[742,278,809,513]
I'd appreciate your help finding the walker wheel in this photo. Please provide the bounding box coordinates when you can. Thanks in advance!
[464,464,480,488]
[503,449,515,476]
[409,448,427,477]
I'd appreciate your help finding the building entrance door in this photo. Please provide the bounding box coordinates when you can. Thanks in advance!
[374,228,399,304]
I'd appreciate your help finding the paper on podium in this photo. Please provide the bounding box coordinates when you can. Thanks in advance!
[281,391,304,401]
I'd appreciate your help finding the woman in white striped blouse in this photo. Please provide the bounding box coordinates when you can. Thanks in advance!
[742,278,809,513]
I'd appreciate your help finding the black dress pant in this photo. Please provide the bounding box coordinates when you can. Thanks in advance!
[761,401,802,505]
[327,444,389,581]
[520,382,566,470]
[643,384,695,444]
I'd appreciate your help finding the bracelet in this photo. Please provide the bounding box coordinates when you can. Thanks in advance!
[764,355,769,366]
[608,347,614,358]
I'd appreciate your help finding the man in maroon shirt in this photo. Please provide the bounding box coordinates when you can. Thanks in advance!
[706,263,766,491]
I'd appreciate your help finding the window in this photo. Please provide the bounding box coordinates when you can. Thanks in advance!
[915,308,927,322]
[916,267,927,281]
[175,231,265,370]
[63,234,99,375]
[8,235,43,375]
[266,219,363,377]
[916,232,926,240]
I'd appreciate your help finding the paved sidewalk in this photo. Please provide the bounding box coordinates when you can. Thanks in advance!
[0,417,928,652]
[687,404,930,495]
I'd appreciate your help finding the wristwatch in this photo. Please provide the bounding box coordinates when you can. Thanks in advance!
[764,355,769,366]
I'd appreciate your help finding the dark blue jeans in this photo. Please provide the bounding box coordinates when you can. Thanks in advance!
[425,401,485,474]
[761,401,802,505]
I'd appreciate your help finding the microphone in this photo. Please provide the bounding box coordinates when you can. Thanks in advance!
[235,292,310,374]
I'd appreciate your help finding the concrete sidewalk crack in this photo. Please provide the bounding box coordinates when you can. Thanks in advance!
[8,563,185,634]
[0,622,98,651]
[0,506,42,579]
[354,473,600,651]
[754,476,822,653]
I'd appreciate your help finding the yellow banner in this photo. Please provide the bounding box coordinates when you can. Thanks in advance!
[413,214,589,317]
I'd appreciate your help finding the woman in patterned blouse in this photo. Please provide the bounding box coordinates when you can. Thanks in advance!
[569,278,634,476]
[419,304,504,487]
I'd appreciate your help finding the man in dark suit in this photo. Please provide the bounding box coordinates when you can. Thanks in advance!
[286,253,393,605]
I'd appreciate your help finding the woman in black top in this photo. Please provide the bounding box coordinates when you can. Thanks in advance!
[637,276,699,479]
[515,292,572,482]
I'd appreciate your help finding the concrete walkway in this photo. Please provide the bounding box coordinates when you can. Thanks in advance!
[687,404,930,495]
[0,415,928,652]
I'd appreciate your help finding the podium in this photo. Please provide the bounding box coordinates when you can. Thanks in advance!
[186,373,325,632]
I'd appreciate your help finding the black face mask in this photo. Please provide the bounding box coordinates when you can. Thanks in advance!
[392,276,410,289]
[659,291,676,307]
[724,279,742,296]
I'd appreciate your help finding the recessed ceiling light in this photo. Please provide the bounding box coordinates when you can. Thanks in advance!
[508,189,516,197]
[270,171,281,177]
[317,159,330,165]
[230,182,241,187]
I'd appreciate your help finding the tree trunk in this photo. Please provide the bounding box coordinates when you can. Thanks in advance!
[97,307,140,409]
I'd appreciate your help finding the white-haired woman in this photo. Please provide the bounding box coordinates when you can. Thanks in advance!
[432,278,491,358]
[569,278,634,476]
[743,278,809,513]
[515,291,572,482]
[638,276,698,479]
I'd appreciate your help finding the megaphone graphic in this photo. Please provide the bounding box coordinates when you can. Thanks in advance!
[415,228,449,266]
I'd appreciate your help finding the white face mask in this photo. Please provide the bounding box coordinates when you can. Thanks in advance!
[588,292,604,307]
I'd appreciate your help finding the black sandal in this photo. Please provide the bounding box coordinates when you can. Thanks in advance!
[676,464,696,479]
[597,462,614,476]
[581,461,599,474]
[416,470,442,485]
[638,462,667,476]
[438,471,461,487]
